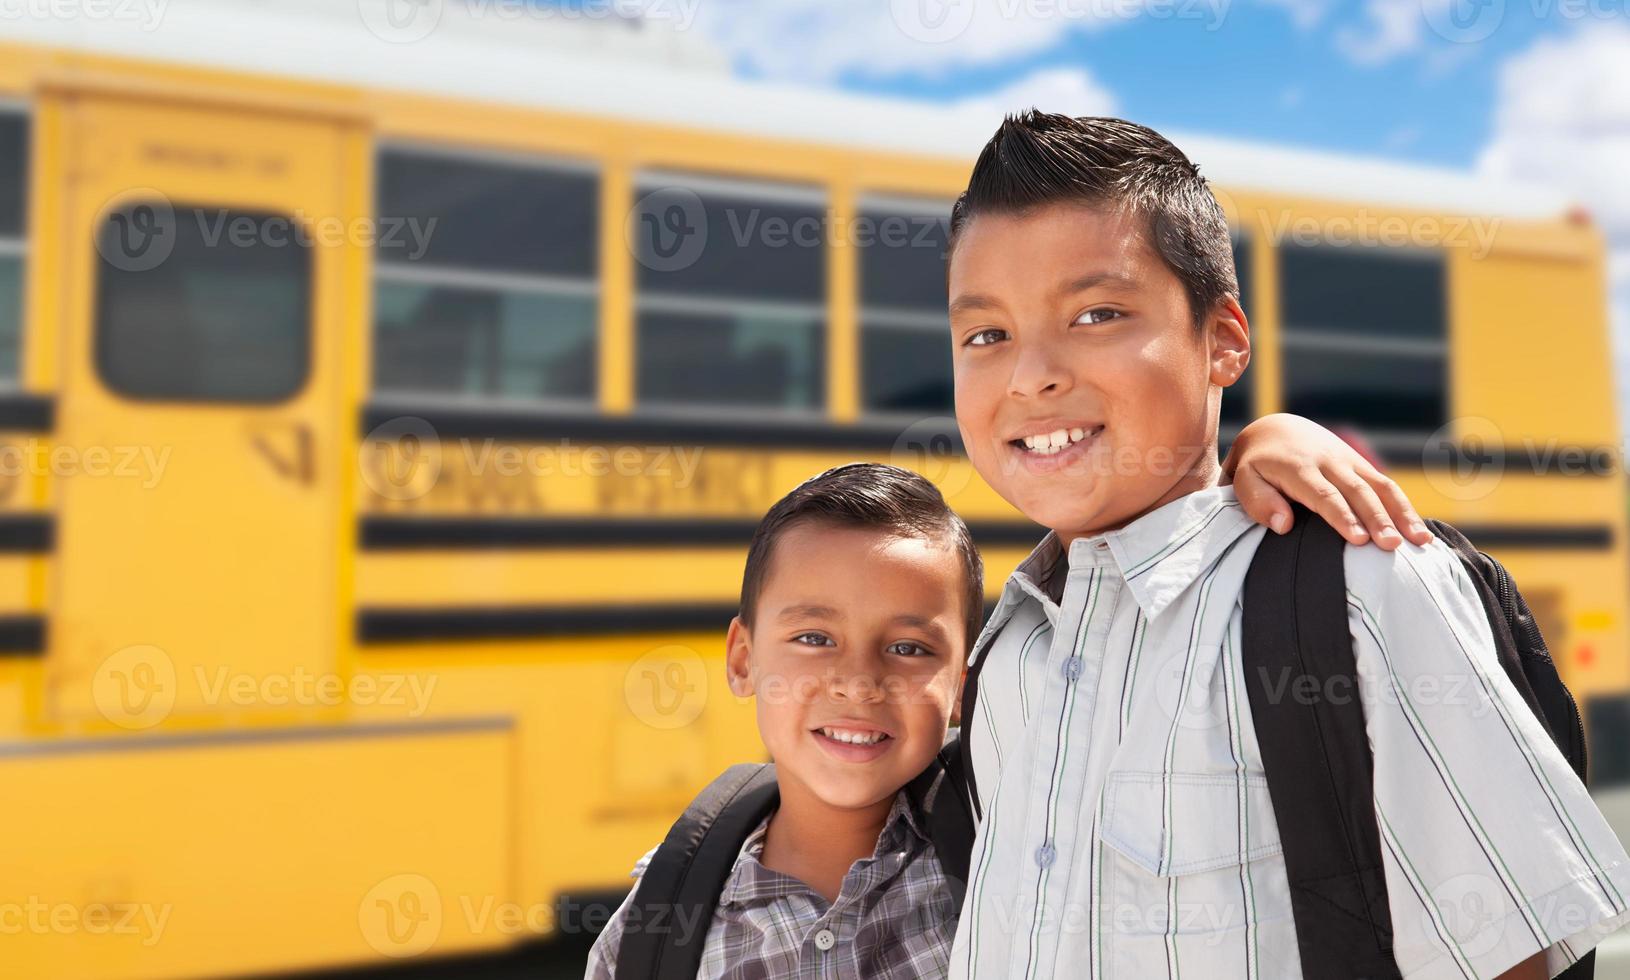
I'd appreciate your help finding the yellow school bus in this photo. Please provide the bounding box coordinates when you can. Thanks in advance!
[0,7,1624,978]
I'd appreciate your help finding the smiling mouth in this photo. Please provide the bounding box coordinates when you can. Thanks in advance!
[1010,424,1105,456]
[814,726,893,746]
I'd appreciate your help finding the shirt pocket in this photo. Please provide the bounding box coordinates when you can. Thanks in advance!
[1100,769,1283,877]
[1096,766,1292,970]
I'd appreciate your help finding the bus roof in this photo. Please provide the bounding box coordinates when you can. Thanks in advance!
[5,0,1571,220]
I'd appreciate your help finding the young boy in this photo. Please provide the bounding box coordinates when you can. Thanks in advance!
[585,441,1431,978]
[586,462,977,977]
[946,111,1630,980]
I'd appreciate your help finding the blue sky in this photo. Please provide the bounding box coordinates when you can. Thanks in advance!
[715,1,1556,169]
[643,0,1630,428]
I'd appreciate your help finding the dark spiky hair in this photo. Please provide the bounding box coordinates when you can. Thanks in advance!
[949,111,1238,327]
[739,462,984,653]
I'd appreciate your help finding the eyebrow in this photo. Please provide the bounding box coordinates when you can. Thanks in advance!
[773,606,952,642]
[948,270,1139,320]
[776,604,841,621]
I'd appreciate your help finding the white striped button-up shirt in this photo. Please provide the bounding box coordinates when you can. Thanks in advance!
[951,482,1630,980]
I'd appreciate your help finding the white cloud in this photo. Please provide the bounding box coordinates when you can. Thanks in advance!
[650,0,1275,84]
[1251,0,1333,31]
[948,65,1119,123]
[1477,24,1630,434]
[676,0,1092,82]
[1334,0,1426,65]
[1384,123,1423,149]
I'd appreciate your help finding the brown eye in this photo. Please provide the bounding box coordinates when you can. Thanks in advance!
[1074,308,1123,325]
[965,328,1007,347]
[887,641,932,658]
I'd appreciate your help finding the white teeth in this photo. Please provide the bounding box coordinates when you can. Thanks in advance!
[1019,426,1100,455]
[819,727,887,745]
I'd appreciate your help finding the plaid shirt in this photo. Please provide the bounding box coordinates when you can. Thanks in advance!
[585,789,957,979]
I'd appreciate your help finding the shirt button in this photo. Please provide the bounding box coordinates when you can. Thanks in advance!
[1095,540,1109,551]
[813,928,836,951]
[1063,656,1083,680]
[1036,842,1057,868]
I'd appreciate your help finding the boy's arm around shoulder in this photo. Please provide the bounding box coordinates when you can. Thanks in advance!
[582,844,660,980]
[1343,538,1630,979]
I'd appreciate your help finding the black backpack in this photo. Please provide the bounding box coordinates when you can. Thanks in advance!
[1242,503,1591,980]
[613,733,976,979]
[952,503,1593,978]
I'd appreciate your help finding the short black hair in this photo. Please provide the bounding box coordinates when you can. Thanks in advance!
[739,462,984,653]
[949,111,1238,328]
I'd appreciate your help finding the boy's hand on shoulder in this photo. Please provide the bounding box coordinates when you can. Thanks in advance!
[1223,413,1433,551]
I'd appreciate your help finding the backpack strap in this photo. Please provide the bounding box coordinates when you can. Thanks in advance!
[906,732,976,913]
[1241,503,1401,980]
[615,762,779,980]
[956,631,999,822]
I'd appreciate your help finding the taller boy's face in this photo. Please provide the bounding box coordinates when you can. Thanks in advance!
[948,202,1241,539]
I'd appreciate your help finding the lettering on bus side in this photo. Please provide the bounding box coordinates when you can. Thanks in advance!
[359,437,776,517]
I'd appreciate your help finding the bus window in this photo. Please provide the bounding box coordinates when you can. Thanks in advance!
[1279,243,1447,436]
[96,204,311,402]
[858,198,953,416]
[0,110,25,385]
[1219,232,1252,427]
[373,148,598,403]
[632,173,826,412]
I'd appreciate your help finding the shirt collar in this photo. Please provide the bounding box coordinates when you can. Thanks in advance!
[975,483,1256,657]
[719,790,927,908]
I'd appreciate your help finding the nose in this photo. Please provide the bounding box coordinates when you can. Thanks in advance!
[1006,337,1073,399]
[824,652,885,705]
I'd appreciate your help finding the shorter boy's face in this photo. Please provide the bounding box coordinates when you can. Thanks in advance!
[948,203,1247,538]
[726,523,966,812]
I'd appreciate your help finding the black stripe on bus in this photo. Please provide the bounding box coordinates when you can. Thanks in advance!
[361,400,964,452]
[1451,524,1613,550]
[359,516,1046,550]
[356,515,1609,553]
[0,392,54,432]
[0,615,45,657]
[357,603,742,644]
[360,402,1616,477]
[0,514,52,552]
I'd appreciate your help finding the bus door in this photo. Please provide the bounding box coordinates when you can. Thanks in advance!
[47,92,353,725]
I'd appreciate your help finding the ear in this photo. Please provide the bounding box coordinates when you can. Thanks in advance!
[1207,296,1251,388]
[724,615,754,698]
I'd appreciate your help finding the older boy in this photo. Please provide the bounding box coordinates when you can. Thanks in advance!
[947,111,1630,980]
